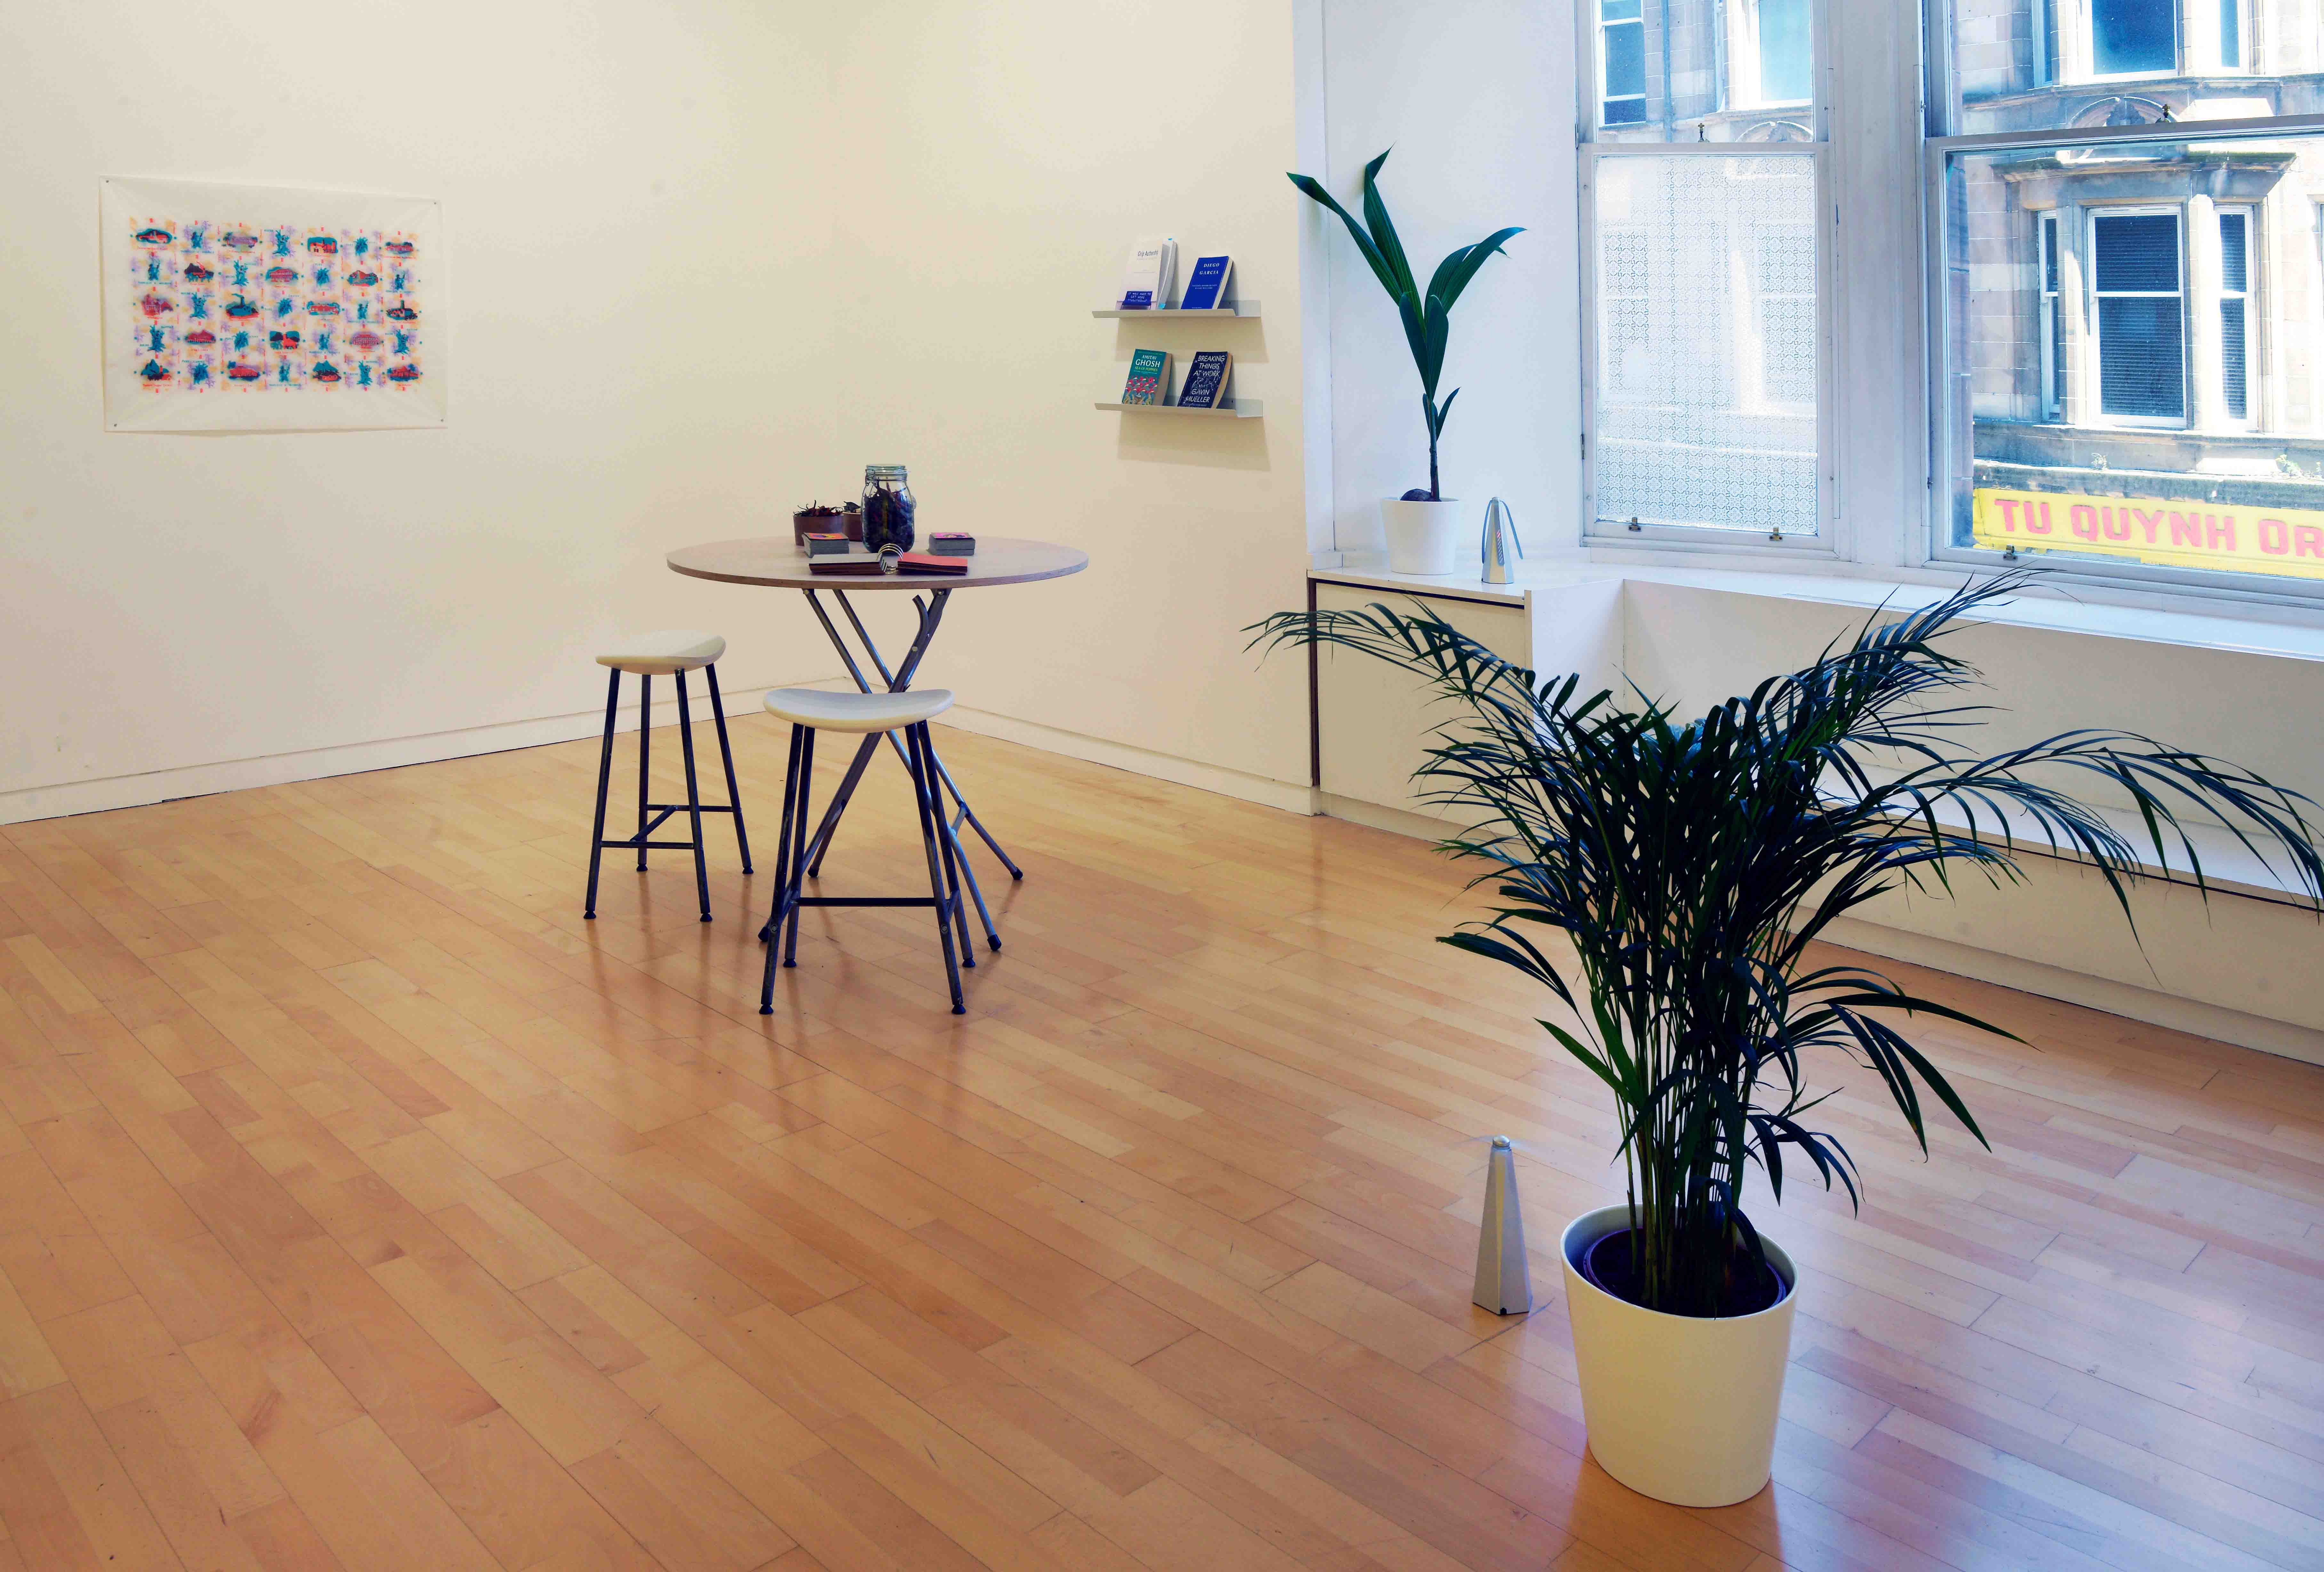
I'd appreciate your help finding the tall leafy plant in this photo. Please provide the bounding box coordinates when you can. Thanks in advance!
[1253,579,2323,1317]
[1288,151,1520,502]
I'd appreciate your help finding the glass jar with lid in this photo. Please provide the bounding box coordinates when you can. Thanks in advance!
[861,464,916,552]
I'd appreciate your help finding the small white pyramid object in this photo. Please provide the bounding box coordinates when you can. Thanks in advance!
[1473,1135,1533,1315]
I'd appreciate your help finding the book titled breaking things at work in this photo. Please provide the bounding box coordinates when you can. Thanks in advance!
[1175,350,1231,410]
[1121,349,1171,406]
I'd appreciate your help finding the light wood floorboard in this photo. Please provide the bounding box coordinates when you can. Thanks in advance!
[0,714,2319,1572]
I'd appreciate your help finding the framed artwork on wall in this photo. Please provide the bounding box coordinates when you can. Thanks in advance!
[100,176,445,432]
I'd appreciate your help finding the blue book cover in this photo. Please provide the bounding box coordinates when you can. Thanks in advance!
[1176,350,1231,410]
[1180,255,1232,311]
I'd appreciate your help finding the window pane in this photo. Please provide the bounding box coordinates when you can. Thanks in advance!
[1593,154,1818,535]
[1604,22,1646,102]
[2097,296,2184,417]
[2220,211,2248,293]
[2222,298,2248,419]
[1942,0,2297,135]
[2093,0,2175,76]
[1595,0,1819,143]
[1939,138,2324,587]
[2092,213,2178,293]
[1757,0,1811,104]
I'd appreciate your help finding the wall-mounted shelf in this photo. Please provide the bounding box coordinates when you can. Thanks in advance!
[1094,400,1263,419]
[1091,301,1261,320]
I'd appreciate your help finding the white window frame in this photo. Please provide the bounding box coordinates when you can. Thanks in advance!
[1922,113,2324,608]
[1578,0,1837,556]
[2216,204,2255,427]
[2217,0,2248,73]
[2086,203,2187,430]
[1600,0,1648,129]
[2039,211,2065,420]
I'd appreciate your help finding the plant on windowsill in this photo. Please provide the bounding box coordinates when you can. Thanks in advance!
[1249,576,2323,1508]
[1288,150,1519,576]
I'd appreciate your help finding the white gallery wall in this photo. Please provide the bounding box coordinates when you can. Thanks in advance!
[0,0,1312,823]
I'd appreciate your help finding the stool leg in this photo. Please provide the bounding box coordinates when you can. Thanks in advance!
[635,674,652,873]
[705,663,752,873]
[760,724,803,1012]
[906,723,967,1014]
[584,669,619,919]
[928,728,975,969]
[783,729,815,968]
[674,672,712,922]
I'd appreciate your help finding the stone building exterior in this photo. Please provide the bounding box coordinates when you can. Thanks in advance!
[1951,0,2324,527]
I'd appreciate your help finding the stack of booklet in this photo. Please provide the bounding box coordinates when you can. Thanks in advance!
[808,552,968,577]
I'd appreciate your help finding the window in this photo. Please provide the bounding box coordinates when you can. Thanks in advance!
[2220,208,2251,422]
[2090,210,2184,424]
[1752,0,1812,104]
[2092,0,2175,77]
[1932,1,2324,597]
[1584,0,1825,544]
[2039,213,2064,420]
[1602,0,1646,127]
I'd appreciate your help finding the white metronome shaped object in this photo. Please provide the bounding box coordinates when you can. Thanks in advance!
[1473,1135,1533,1315]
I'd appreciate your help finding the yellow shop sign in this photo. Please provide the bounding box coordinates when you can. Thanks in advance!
[1971,487,2324,581]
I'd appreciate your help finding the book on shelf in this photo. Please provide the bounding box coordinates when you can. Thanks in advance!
[1118,236,1173,310]
[1179,255,1233,311]
[1175,350,1232,410]
[1120,349,1171,405]
[927,532,975,556]
[801,532,852,556]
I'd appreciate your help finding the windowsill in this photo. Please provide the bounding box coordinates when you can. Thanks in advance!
[1309,553,2324,903]
[1308,552,2324,664]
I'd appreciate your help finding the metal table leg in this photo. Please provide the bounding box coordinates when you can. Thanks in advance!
[786,587,1009,950]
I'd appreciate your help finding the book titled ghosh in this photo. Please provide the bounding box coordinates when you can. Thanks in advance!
[1121,349,1171,406]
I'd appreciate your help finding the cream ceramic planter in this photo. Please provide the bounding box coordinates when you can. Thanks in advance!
[1380,497,1464,574]
[1560,1205,1797,1508]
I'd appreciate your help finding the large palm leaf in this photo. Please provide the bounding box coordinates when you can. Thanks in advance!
[1251,577,2322,1315]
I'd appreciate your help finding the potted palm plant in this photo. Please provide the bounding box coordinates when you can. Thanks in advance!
[1289,151,1519,575]
[1253,578,2323,1507]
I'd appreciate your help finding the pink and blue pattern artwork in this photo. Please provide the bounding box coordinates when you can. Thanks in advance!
[123,211,423,398]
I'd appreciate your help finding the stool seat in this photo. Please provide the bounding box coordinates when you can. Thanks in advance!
[763,687,953,733]
[597,630,727,675]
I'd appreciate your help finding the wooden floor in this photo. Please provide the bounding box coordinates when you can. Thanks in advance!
[0,713,2319,1572]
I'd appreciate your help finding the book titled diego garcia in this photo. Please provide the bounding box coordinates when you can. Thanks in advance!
[1179,255,1233,311]
[1121,349,1171,406]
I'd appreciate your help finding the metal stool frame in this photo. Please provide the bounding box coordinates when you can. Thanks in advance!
[759,717,970,1015]
[584,663,752,922]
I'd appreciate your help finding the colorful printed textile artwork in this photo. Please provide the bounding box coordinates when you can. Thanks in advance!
[101,177,444,431]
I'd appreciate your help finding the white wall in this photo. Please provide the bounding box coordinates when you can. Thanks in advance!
[800,0,1311,795]
[1,0,1313,822]
[1314,0,1580,558]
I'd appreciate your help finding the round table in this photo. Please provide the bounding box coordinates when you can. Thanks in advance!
[666,535,1088,950]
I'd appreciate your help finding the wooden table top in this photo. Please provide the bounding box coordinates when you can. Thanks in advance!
[666,535,1088,591]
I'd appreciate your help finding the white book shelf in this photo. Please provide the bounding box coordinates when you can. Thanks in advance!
[1093,400,1263,419]
[1091,300,1261,319]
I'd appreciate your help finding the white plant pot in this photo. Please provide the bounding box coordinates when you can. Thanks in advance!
[1380,497,1464,575]
[1560,1205,1797,1508]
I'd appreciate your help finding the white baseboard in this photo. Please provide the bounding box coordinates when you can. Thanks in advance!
[0,686,1316,832]
[0,682,810,826]
[935,705,1314,816]
[1822,917,2324,1068]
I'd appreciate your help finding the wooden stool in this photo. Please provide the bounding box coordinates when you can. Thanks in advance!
[757,687,971,1015]
[585,631,751,923]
